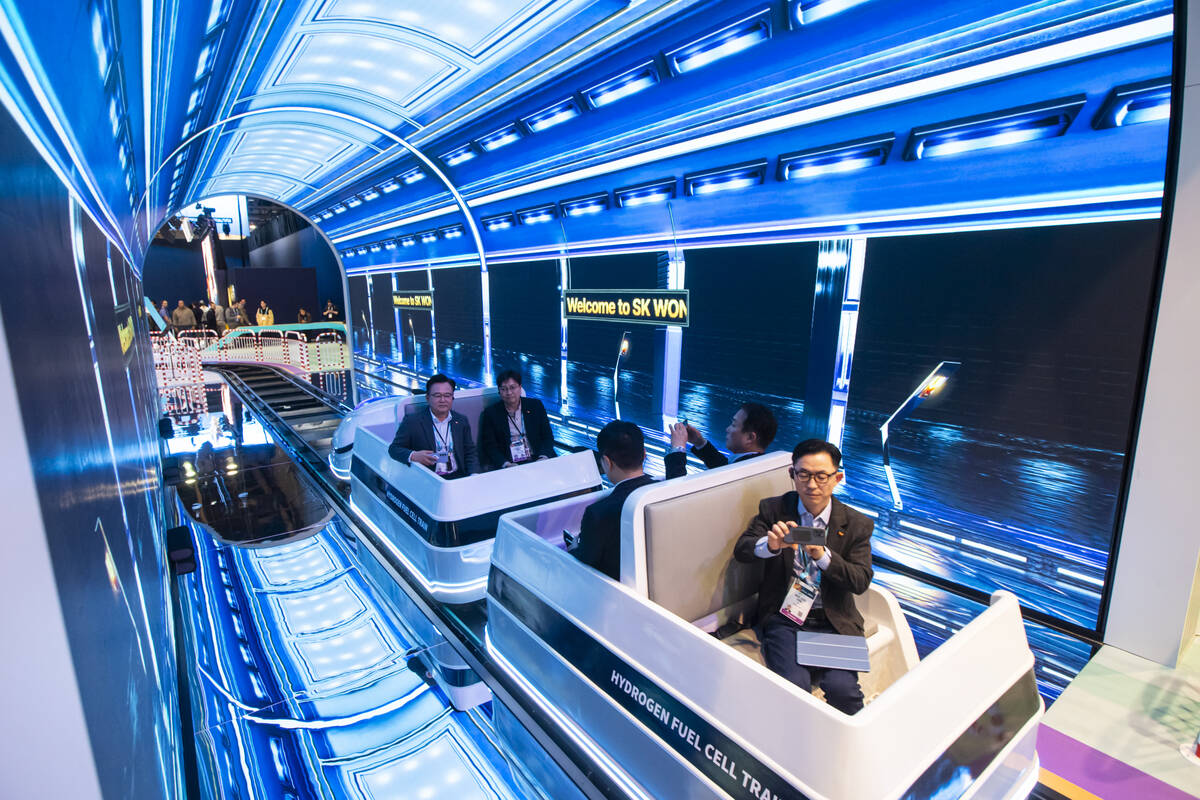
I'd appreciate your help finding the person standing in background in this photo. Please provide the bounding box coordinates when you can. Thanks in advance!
[322,300,340,321]
[297,307,312,323]
[171,299,196,331]
[256,300,274,326]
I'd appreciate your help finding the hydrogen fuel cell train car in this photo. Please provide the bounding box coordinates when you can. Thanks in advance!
[487,454,1043,800]
[343,386,603,602]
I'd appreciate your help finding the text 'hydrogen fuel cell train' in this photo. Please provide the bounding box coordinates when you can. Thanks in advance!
[326,387,1043,800]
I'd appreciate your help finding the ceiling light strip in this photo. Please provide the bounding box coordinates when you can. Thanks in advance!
[334,13,1172,243]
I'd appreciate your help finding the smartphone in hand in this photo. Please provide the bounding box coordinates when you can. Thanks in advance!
[782,526,827,547]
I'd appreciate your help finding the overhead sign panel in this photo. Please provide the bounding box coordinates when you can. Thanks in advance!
[392,290,433,310]
[564,289,689,327]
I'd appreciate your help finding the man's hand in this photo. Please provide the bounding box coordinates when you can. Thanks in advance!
[670,422,688,449]
[685,423,705,446]
[410,450,438,468]
[767,520,798,553]
[804,545,826,561]
[501,461,515,468]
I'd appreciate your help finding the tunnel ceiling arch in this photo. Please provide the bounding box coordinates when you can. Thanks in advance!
[0,0,1175,270]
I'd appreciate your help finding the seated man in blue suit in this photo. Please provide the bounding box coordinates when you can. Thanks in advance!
[570,420,656,581]
[388,373,480,479]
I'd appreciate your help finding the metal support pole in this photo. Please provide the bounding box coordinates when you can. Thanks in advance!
[559,257,570,415]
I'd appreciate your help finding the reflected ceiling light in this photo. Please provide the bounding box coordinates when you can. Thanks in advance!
[904,96,1086,160]
[615,179,676,208]
[369,244,382,253]
[400,236,417,247]
[379,179,400,193]
[583,61,660,110]
[419,230,438,243]
[666,11,772,75]
[362,188,380,201]
[482,213,515,231]
[1093,77,1171,129]
[346,196,364,208]
[778,133,894,180]
[790,0,873,27]
[440,144,476,166]
[400,167,425,184]
[195,44,214,80]
[560,193,610,217]
[332,204,347,214]
[187,87,203,113]
[517,205,557,225]
[477,123,523,152]
[355,246,369,255]
[384,240,398,250]
[439,225,465,239]
[684,159,768,196]
[319,210,335,220]
[522,98,581,132]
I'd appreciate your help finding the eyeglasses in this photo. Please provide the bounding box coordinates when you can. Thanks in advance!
[498,384,521,393]
[789,468,837,485]
[428,392,454,400]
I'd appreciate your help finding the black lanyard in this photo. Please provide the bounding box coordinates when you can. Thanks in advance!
[506,408,525,437]
[432,416,452,450]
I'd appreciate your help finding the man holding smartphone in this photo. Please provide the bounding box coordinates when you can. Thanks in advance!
[665,402,777,479]
[733,439,874,714]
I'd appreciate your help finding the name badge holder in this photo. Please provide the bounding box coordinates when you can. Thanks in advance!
[779,553,820,628]
[509,434,532,464]
[507,411,531,464]
[435,447,451,475]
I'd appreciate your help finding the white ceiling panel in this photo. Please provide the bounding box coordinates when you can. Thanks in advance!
[317,0,554,56]
[276,32,457,108]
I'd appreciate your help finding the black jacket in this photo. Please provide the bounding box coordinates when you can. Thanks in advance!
[664,441,762,479]
[734,494,873,635]
[478,397,556,470]
[573,474,657,581]
[387,408,480,477]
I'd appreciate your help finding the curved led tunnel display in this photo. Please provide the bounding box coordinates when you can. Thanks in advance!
[0,0,1182,798]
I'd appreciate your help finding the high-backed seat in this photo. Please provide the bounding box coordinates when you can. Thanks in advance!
[630,453,919,702]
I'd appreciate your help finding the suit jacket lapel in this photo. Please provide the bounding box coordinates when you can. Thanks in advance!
[421,411,437,451]
[827,498,850,555]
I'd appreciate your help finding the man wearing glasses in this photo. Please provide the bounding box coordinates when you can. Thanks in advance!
[734,439,873,714]
[478,369,556,470]
[388,374,480,479]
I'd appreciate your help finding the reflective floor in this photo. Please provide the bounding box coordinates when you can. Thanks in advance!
[165,375,530,799]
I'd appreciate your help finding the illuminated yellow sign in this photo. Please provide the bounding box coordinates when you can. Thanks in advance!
[392,291,433,309]
[117,309,134,354]
[564,290,689,327]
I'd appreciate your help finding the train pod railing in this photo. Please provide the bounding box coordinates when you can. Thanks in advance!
[198,323,351,374]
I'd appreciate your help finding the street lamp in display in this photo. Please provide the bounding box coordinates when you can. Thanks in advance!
[880,360,961,510]
[613,331,630,419]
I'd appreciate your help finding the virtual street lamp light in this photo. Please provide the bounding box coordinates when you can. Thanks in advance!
[880,361,961,510]
[613,331,631,419]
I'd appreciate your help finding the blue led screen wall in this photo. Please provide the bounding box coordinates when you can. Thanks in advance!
[836,220,1162,632]
[0,106,179,797]
[488,259,562,400]
[433,265,486,383]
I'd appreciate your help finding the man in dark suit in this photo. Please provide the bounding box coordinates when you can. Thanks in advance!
[664,402,777,479]
[478,369,556,470]
[570,421,656,581]
[388,374,480,479]
[734,439,873,714]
